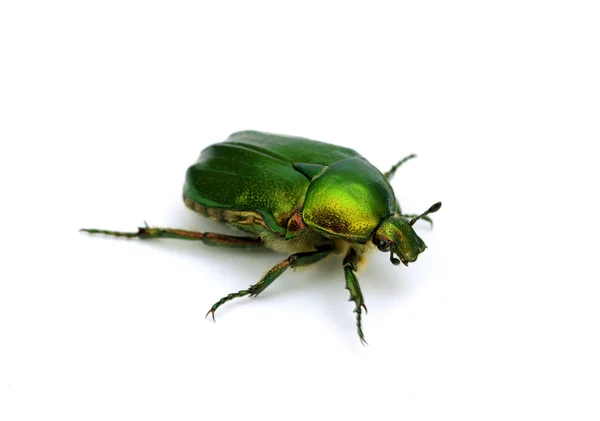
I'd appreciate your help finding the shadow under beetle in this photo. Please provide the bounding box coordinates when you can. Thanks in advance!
[82,130,441,344]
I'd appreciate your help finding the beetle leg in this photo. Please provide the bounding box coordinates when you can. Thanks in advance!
[205,248,333,321]
[80,224,264,248]
[383,153,417,181]
[343,248,368,345]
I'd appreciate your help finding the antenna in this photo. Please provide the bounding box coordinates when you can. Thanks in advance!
[409,202,442,226]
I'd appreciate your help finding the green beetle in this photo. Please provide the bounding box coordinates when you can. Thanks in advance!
[82,130,441,343]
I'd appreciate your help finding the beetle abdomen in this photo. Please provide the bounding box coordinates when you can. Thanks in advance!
[184,196,277,236]
[183,142,311,234]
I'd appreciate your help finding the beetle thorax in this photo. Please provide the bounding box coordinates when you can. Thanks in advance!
[301,158,396,241]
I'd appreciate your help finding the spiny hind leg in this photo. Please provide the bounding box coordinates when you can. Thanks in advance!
[81,223,264,248]
[343,248,368,345]
[206,247,333,320]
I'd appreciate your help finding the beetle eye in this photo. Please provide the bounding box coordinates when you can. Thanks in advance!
[376,238,391,251]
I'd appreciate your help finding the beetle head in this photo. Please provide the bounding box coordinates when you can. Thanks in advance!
[372,202,441,266]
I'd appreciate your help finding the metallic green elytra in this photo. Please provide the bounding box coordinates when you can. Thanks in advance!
[81,130,441,344]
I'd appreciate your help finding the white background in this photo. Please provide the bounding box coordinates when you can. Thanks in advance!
[1,1,599,420]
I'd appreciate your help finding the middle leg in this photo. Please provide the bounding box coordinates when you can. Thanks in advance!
[206,247,333,320]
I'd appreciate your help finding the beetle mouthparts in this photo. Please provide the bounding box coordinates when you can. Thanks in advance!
[390,251,401,266]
